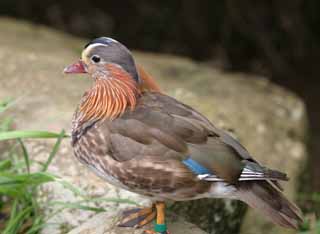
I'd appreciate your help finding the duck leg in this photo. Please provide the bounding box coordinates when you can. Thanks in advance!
[144,201,169,234]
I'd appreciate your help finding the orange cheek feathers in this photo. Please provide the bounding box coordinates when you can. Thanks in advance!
[79,65,140,122]
[137,65,161,93]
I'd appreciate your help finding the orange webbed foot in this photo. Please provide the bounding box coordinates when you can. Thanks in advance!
[118,206,156,228]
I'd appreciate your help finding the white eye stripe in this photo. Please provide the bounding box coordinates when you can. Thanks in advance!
[85,37,119,50]
[83,43,110,62]
[103,37,118,43]
[86,43,109,50]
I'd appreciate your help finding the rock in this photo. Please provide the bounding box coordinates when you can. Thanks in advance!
[68,211,207,234]
[0,18,307,234]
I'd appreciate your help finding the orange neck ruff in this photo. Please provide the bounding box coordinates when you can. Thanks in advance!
[78,65,141,122]
[137,65,161,93]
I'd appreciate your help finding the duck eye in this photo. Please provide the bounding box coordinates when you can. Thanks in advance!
[91,55,101,63]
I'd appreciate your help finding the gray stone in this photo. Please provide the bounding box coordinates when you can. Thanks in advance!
[68,211,207,234]
[0,18,307,234]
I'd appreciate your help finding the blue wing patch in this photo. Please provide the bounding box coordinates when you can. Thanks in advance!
[182,157,212,175]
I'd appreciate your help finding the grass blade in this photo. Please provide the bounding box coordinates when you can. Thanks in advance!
[42,130,65,172]
[3,205,33,234]
[0,98,14,114]
[48,201,106,212]
[18,139,30,173]
[56,179,86,198]
[0,117,13,132]
[8,199,18,221]
[0,172,55,196]
[86,197,139,206]
[25,219,46,234]
[0,159,11,171]
[0,130,69,141]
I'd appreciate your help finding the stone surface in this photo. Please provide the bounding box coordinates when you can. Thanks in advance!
[68,211,207,234]
[0,18,307,234]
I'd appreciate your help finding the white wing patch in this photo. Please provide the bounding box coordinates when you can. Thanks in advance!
[198,166,282,182]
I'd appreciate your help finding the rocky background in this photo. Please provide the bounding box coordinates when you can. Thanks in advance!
[0,18,308,234]
[0,1,318,200]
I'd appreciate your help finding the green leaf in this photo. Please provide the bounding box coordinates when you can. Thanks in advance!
[25,220,46,234]
[18,139,30,173]
[42,130,65,172]
[0,172,55,196]
[87,197,139,206]
[0,98,14,114]
[0,130,69,141]
[56,179,86,198]
[0,117,13,132]
[48,201,106,212]
[3,205,33,234]
[0,159,12,171]
[9,199,18,222]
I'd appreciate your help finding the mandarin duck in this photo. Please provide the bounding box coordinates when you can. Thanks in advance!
[64,37,302,234]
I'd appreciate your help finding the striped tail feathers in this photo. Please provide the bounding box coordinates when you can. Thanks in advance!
[241,161,289,181]
[237,181,303,229]
[201,162,289,182]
